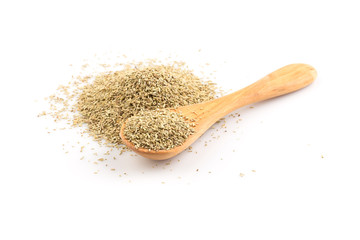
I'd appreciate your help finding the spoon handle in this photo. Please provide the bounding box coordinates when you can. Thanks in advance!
[215,63,317,115]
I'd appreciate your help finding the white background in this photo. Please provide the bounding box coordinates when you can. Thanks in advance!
[1,0,360,239]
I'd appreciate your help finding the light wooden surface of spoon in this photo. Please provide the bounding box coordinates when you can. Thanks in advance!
[120,63,317,160]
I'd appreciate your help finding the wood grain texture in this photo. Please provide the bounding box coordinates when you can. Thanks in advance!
[120,63,317,160]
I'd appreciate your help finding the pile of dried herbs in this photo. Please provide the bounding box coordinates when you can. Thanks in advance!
[123,109,195,151]
[73,62,216,146]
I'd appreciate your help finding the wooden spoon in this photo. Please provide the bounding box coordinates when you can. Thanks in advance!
[120,63,317,160]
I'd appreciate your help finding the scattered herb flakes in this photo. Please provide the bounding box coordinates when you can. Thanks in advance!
[37,111,47,117]
[41,58,219,167]
[39,56,239,177]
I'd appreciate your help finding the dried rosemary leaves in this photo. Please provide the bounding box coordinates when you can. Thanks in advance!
[123,110,195,151]
[75,62,216,145]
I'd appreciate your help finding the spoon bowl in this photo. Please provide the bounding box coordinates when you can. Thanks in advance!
[120,63,317,160]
